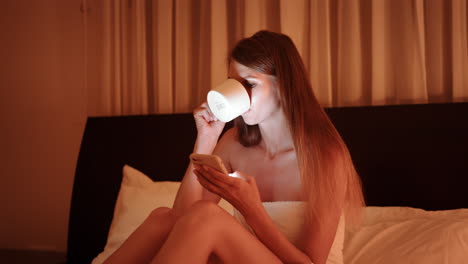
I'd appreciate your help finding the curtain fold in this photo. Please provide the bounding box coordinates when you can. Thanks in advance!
[309,0,333,106]
[152,0,174,113]
[452,0,468,100]
[84,0,468,116]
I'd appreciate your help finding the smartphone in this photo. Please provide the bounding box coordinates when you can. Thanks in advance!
[189,153,229,175]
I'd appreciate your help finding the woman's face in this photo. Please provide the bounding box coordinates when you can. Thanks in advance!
[228,60,281,125]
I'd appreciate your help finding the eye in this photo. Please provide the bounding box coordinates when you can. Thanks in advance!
[245,81,257,88]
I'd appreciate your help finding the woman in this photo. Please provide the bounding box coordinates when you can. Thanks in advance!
[104,30,364,264]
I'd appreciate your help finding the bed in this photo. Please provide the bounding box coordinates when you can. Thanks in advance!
[66,102,468,264]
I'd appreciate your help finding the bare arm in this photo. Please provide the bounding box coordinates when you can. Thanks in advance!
[299,160,347,264]
[172,103,230,214]
[171,137,218,214]
[300,206,343,264]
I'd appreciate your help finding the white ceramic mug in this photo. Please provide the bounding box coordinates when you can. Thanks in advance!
[207,79,250,122]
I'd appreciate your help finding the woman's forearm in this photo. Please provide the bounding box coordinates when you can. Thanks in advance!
[244,206,312,264]
[172,138,217,214]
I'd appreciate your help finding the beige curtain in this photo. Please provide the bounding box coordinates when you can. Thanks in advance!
[83,0,468,116]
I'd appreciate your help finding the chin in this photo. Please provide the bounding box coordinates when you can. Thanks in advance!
[241,113,257,126]
[243,119,257,126]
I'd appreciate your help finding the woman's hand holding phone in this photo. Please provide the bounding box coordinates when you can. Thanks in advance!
[191,153,263,218]
[190,153,246,180]
[190,153,229,175]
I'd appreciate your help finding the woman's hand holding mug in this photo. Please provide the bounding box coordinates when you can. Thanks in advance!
[193,102,226,142]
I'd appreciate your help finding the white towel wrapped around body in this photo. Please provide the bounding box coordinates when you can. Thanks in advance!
[233,201,345,264]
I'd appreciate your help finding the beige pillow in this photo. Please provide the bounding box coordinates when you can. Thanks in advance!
[92,165,233,264]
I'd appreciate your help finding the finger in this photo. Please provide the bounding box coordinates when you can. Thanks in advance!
[193,168,213,187]
[193,104,209,115]
[195,107,217,123]
[201,165,237,188]
[202,102,213,115]
[228,171,244,180]
[195,165,237,195]
[203,111,217,122]
[194,109,213,122]
[204,107,218,122]
[194,167,221,187]
[200,102,220,122]
[194,169,222,195]
[193,106,205,116]
[232,171,255,186]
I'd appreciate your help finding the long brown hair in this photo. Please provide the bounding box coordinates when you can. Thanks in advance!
[230,30,364,226]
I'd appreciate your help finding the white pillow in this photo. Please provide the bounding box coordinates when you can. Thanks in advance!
[344,206,468,264]
[92,165,233,264]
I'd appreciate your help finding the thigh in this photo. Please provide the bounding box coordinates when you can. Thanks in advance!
[156,201,282,264]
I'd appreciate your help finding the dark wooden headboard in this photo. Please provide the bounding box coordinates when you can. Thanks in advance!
[67,102,468,264]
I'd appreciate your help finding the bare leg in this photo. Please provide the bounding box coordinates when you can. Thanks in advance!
[103,207,176,264]
[151,201,282,264]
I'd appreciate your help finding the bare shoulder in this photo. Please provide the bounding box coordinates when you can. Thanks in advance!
[215,127,240,149]
[221,126,239,140]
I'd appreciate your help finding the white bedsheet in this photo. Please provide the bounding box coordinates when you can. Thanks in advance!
[344,206,468,264]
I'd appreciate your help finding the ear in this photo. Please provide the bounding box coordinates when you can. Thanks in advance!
[270,75,281,104]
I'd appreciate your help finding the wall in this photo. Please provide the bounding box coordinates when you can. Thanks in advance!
[0,0,85,252]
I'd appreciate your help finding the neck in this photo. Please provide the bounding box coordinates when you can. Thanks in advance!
[258,109,295,158]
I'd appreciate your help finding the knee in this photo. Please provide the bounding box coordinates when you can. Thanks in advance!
[143,207,176,231]
[188,200,225,221]
[148,206,172,220]
[175,201,225,231]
